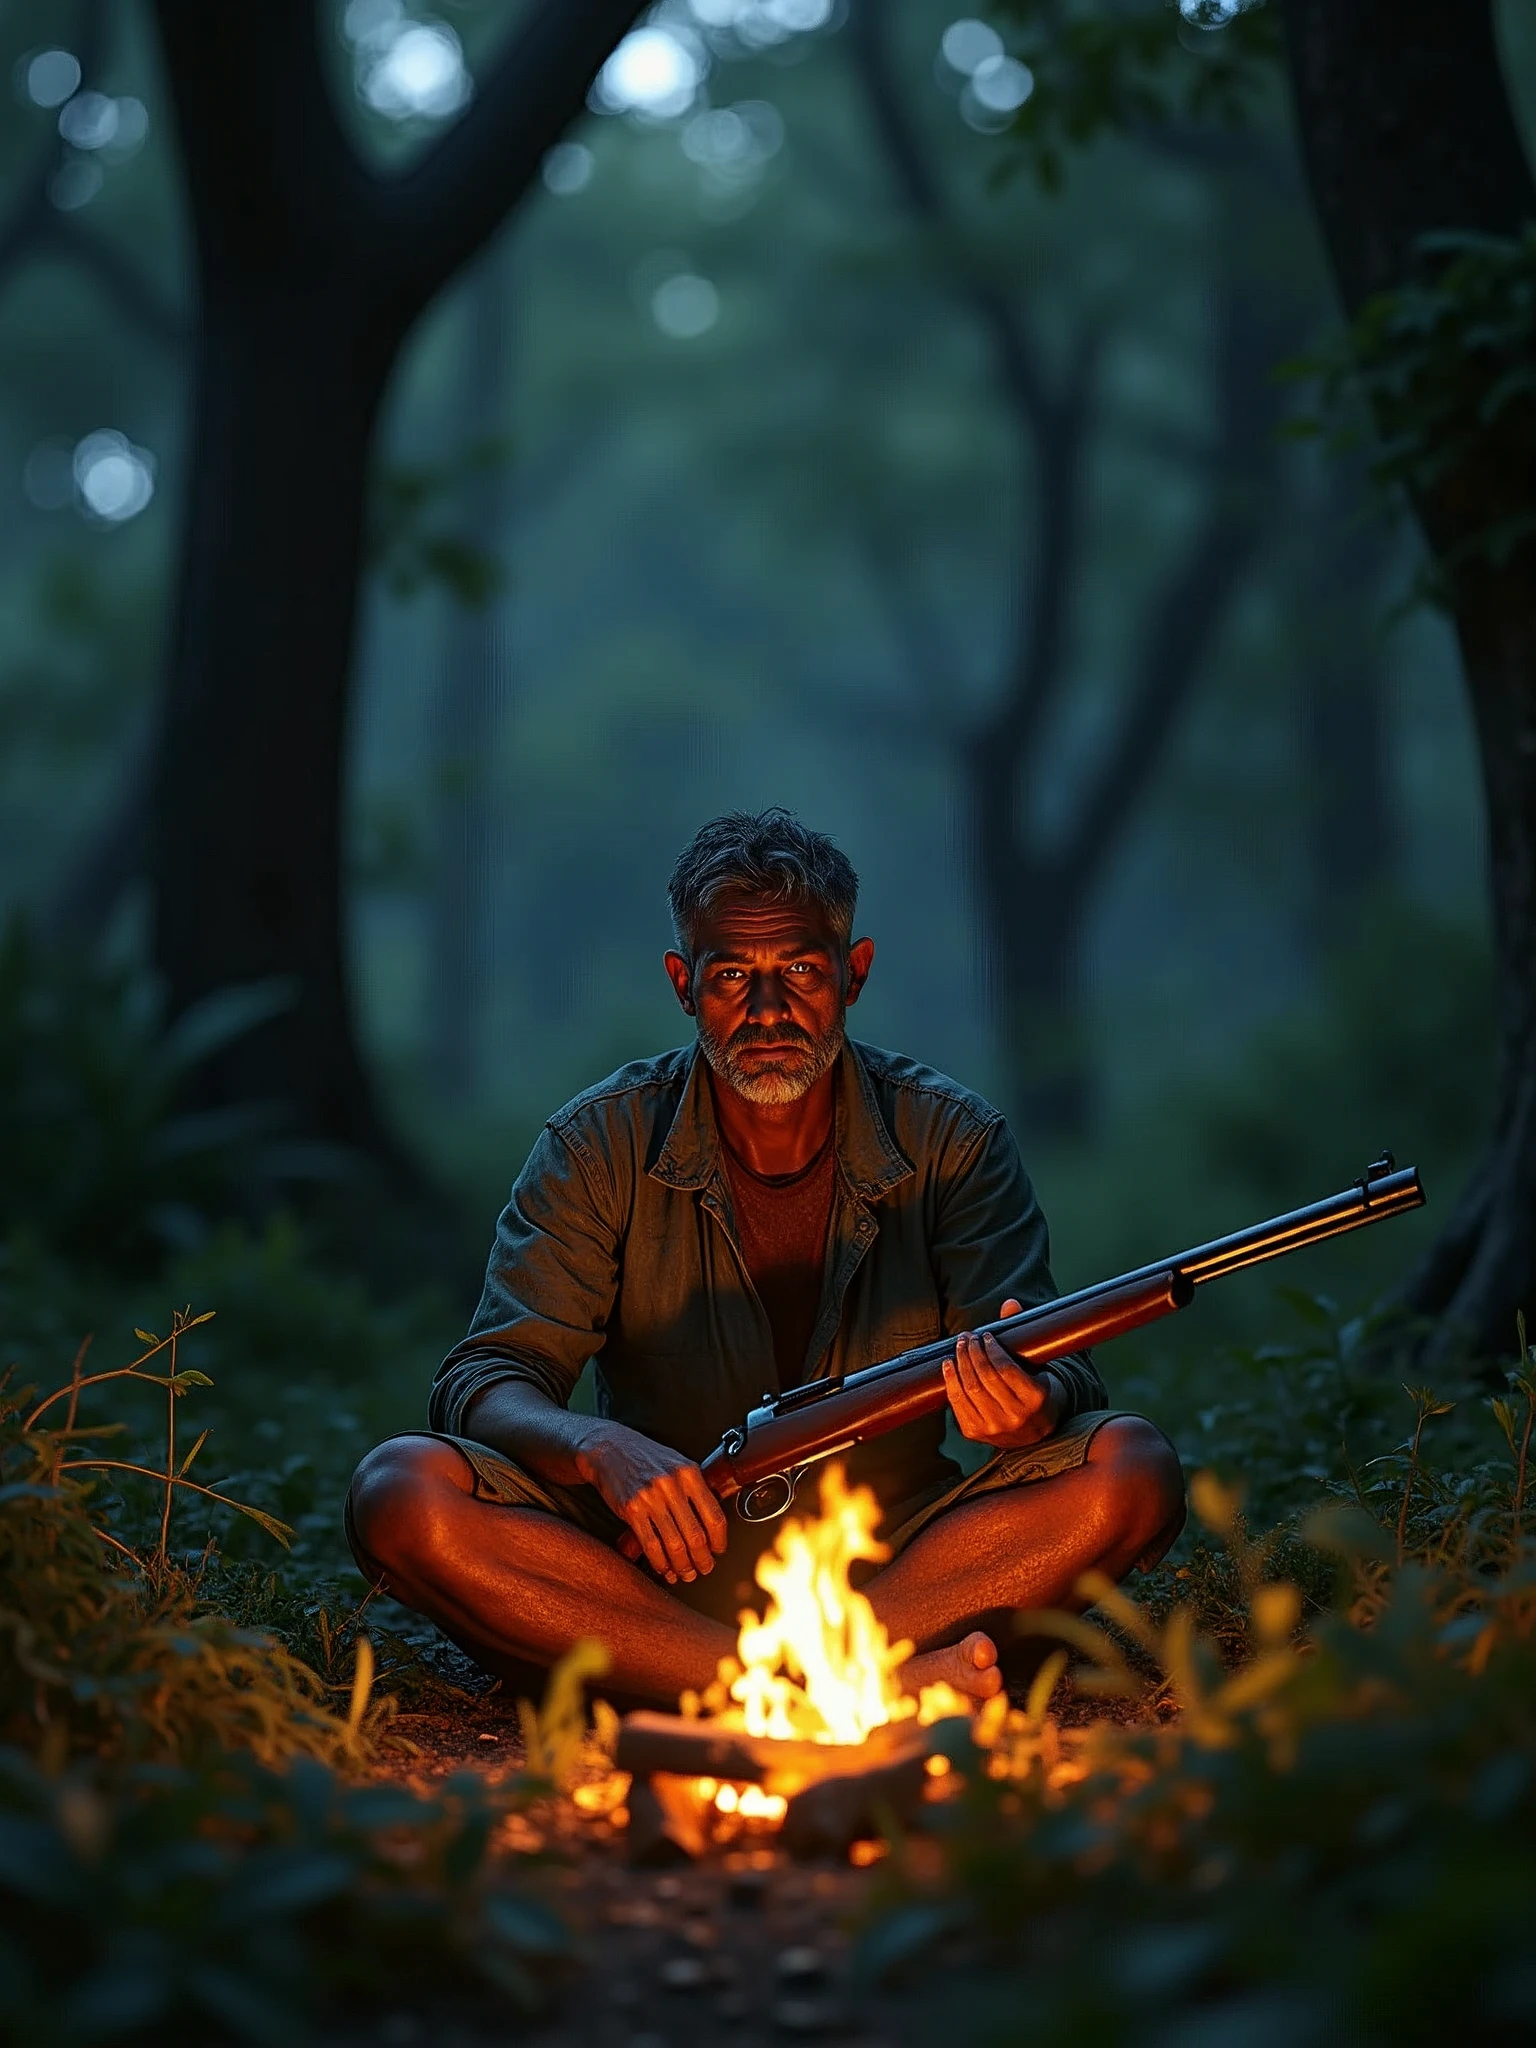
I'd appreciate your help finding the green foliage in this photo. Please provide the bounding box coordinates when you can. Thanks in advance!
[0,1323,582,2040]
[993,0,1280,190]
[0,1327,400,1769]
[368,435,510,608]
[1297,225,1536,591]
[0,920,299,1276]
[1185,901,1494,1206]
[0,1750,573,2043]
[860,1386,1536,2044]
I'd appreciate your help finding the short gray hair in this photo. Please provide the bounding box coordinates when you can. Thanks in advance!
[667,809,859,958]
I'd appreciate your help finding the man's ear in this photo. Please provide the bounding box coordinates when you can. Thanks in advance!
[663,949,696,1015]
[845,935,875,1007]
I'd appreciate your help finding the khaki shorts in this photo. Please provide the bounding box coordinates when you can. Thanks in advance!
[349,1409,1183,1628]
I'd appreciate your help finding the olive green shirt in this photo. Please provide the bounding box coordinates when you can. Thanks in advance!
[431,1039,1106,1509]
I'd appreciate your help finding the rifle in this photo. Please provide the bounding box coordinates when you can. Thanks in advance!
[693,1152,1425,1525]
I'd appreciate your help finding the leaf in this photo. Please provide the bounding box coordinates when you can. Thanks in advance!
[133,1329,158,1346]
[226,1848,355,1918]
[159,978,297,1076]
[347,1636,374,1736]
[178,1430,210,1479]
[1250,1582,1302,1647]
[226,1502,294,1549]
[1024,1646,1070,1723]
[481,1892,570,1959]
[1189,1469,1243,1538]
[853,1901,960,1986]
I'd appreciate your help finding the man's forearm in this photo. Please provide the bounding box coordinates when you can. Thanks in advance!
[460,1379,614,1487]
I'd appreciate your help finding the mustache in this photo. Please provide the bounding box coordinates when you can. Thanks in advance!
[726,1024,817,1051]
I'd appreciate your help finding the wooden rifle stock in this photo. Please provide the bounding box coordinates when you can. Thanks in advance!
[693,1154,1425,1525]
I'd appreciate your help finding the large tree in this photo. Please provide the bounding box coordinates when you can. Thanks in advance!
[1279,0,1536,1367]
[846,0,1291,1137]
[148,0,641,1164]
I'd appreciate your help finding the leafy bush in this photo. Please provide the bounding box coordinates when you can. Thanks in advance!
[859,1373,1536,2046]
[0,1750,573,2043]
[0,919,299,1277]
[0,1323,586,2042]
[0,1318,393,1768]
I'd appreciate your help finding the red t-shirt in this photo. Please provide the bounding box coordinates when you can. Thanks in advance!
[720,1129,837,1391]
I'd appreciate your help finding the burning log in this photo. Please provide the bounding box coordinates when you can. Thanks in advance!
[616,1710,974,1861]
[615,1710,939,1790]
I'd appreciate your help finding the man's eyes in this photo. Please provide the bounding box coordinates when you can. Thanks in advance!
[713,963,818,981]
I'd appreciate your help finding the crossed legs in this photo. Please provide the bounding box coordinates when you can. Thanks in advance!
[346,1419,1185,1706]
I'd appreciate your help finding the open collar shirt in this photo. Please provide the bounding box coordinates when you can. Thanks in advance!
[430,1039,1106,1506]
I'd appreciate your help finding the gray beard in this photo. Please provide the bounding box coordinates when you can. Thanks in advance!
[697,1014,845,1106]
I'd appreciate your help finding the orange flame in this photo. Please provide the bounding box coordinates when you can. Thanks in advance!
[720,1461,969,1743]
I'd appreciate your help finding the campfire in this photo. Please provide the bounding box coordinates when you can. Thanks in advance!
[604,1462,976,1859]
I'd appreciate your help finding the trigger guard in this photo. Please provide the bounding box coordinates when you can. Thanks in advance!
[737,1471,797,1523]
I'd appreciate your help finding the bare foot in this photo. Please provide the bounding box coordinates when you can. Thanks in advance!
[898,1630,1003,1703]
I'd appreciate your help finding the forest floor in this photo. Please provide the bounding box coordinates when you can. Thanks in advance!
[336,1697,917,2048]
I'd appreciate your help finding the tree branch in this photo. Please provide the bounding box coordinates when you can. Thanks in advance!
[846,0,1052,435]
[1064,278,1282,883]
[377,0,646,308]
[977,324,1103,780]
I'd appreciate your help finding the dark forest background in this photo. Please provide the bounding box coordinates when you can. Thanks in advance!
[2,0,1532,1471]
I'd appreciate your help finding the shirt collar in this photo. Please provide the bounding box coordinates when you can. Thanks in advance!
[651,1038,913,1200]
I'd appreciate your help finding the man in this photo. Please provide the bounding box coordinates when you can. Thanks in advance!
[348,810,1183,1705]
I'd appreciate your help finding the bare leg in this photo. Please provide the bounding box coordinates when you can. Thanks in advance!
[348,1437,736,1705]
[868,1418,1185,1700]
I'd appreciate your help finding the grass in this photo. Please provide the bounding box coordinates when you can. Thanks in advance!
[0,1319,594,2043]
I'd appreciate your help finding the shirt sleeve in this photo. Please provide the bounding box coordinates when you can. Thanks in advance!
[429,1122,621,1438]
[930,1115,1107,1421]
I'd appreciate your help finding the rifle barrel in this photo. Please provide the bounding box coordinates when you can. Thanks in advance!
[698,1161,1425,1517]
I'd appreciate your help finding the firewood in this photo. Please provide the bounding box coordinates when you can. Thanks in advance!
[614,1709,942,1790]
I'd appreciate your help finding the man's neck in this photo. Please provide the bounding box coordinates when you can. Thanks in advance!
[707,1062,837,1179]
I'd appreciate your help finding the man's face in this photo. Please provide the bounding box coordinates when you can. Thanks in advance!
[664,896,874,1107]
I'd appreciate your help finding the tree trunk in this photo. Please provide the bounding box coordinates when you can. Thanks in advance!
[147,0,643,1167]
[1281,0,1536,1368]
[152,281,396,1149]
[1297,468,1395,955]
[428,251,514,1107]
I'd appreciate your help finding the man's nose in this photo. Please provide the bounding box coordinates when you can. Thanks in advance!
[745,970,793,1022]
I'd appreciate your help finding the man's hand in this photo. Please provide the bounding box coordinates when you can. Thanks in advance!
[942,1298,1062,1450]
[575,1422,728,1585]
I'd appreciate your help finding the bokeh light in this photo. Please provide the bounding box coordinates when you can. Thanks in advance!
[969,54,1033,115]
[58,90,119,151]
[1179,0,1242,25]
[542,141,595,197]
[595,27,705,121]
[22,48,81,109]
[681,99,784,174]
[939,18,1003,76]
[650,272,720,339]
[72,430,155,524]
[363,20,471,120]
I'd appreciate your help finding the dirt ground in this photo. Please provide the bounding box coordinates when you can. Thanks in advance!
[350,1699,927,2048]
